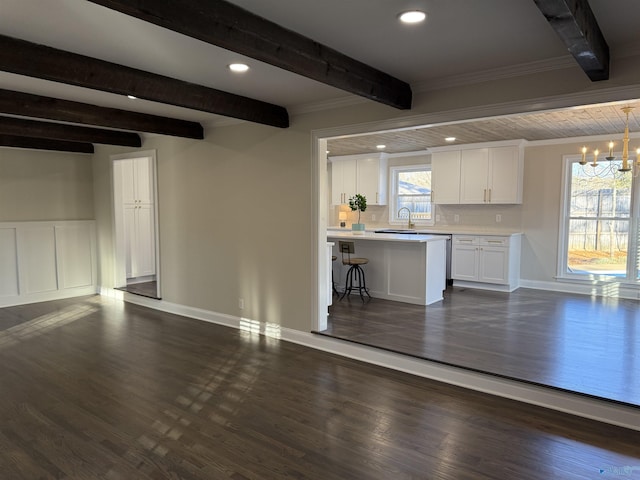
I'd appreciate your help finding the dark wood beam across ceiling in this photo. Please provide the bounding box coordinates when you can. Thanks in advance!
[86,0,413,110]
[0,134,94,154]
[0,116,142,147]
[0,35,289,128]
[0,89,204,139]
[533,0,609,81]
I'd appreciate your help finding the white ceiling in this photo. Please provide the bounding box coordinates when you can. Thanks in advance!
[2,0,640,150]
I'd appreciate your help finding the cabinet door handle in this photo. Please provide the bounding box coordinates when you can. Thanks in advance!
[376,192,379,203]
[488,189,492,202]
[483,189,487,202]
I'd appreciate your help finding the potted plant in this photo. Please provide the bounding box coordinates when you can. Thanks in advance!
[348,194,367,234]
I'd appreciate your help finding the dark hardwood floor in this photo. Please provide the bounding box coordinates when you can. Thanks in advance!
[321,287,640,408]
[0,295,639,479]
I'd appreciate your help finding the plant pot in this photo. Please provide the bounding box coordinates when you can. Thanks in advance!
[351,223,365,235]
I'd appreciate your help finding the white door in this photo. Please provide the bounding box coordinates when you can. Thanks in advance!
[135,204,156,277]
[113,152,160,297]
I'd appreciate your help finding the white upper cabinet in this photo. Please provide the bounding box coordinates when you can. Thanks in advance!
[330,153,388,205]
[330,158,357,205]
[431,150,461,204]
[487,145,523,204]
[431,141,524,205]
[459,148,489,204]
[357,155,388,205]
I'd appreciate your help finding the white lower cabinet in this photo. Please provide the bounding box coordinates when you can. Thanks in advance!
[451,234,521,291]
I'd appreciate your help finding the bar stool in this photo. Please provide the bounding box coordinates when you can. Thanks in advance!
[332,255,339,296]
[338,241,371,302]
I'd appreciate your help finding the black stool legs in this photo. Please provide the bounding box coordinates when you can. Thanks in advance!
[340,264,371,302]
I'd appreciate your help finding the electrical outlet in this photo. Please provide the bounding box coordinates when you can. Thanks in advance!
[496,214,502,223]
[238,298,244,310]
[371,214,376,221]
[454,214,460,223]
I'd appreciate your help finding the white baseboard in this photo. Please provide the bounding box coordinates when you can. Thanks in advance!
[100,287,640,432]
[0,286,98,308]
[452,280,517,292]
[520,279,640,300]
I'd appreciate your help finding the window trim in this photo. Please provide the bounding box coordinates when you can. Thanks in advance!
[557,153,640,282]
[388,164,434,226]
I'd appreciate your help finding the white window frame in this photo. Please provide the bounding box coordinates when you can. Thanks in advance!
[557,153,640,283]
[389,164,434,226]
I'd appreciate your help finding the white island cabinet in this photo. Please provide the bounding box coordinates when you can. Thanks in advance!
[327,231,447,305]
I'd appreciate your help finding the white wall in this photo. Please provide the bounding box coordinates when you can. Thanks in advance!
[520,141,580,283]
[0,148,94,221]
[52,53,640,332]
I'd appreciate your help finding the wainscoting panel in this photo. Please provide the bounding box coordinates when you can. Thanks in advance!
[18,225,58,295]
[0,227,18,298]
[56,224,95,289]
[0,221,97,307]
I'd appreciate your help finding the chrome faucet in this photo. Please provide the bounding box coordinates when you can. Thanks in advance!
[397,207,414,229]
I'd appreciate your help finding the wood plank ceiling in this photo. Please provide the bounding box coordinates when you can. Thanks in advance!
[0,0,614,154]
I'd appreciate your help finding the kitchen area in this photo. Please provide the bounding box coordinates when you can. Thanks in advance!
[319,127,640,410]
[326,139,525,307]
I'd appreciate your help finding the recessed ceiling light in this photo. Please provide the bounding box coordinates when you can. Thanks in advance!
[445,137,456,142]
[127,95,137,100]
[376,144,386,149]
[228,63,249,73]
[399,10,426,24]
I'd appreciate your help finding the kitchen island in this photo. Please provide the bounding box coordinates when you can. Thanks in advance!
[327,231,447,305]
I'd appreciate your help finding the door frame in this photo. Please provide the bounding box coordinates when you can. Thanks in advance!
[111,149,161,298]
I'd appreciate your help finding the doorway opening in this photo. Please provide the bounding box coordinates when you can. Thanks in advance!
[112,150,161,300]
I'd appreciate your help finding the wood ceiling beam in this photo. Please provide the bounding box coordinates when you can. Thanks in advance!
[0,89,203,139]
[85,0,413,110]
[0,134,94,154]
[0,34,289,128]
[533,0,609,81]
[0,116,142,147]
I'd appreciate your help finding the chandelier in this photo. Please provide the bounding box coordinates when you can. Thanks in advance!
[579,106,640,176]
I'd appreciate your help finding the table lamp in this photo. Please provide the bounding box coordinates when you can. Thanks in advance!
[338,211,347,228]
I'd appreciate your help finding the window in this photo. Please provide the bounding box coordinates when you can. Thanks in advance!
[559,155,640,281]
[389,165,433,225]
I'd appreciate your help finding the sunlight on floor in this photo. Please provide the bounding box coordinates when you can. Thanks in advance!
[0,303,98,350]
